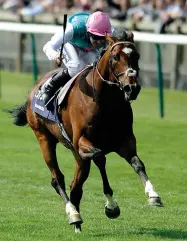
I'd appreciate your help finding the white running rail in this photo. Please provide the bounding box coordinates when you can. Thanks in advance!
[0,21,187,45]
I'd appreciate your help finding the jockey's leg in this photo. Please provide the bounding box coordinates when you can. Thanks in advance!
[41,42,98,105]
[41,42,88,105]
[41,68,71,105]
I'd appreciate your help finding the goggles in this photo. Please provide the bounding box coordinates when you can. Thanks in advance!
[88,33,106,40]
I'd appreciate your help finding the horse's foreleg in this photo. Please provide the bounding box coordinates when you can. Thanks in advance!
[33,129,82,224]
[78,136,120,218]
[116,134,163,207]
[93,154,120,219]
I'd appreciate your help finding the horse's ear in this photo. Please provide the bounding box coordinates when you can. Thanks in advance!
[126,31,134,43]
[106,34,115,45]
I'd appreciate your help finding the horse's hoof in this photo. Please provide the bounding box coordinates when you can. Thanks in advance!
[74,223,82,233]
[105,205,120,219]
[148,197,163,207]
[69,213,83,225]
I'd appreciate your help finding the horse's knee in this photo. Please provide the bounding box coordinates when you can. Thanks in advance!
[79,147,102,160]
[92,149,105,161]
[78,136,102,160]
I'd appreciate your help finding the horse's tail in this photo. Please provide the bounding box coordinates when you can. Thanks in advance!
[5,101,28,126]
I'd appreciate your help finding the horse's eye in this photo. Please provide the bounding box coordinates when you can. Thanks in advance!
[113,54,120,61]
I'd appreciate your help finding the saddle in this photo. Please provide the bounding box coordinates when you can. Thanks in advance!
[31,66,92,123]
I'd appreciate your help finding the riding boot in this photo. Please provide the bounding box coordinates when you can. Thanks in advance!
[41,68,71,105]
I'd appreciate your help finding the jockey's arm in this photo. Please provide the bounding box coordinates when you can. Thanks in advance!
[43,22,73,60]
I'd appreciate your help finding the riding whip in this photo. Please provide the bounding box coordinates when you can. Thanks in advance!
[58,14,67,67]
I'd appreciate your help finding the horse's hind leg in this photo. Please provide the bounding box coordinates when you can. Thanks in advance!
[93,154,120,219]
[32,128,82,226]
[116,134,163,207]
[70,158,91,232]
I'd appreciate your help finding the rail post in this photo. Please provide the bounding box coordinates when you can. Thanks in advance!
[155,43,164,118]
[30,33,38,83]
[30,16,38,84]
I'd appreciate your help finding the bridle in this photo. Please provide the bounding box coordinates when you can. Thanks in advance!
[94,41,138,90]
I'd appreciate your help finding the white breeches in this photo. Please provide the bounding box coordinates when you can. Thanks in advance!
[62,43,99,77]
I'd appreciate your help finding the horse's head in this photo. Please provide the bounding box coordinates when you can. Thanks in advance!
[104,30,141,101]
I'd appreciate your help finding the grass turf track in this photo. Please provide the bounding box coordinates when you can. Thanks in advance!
[0,71,187,241]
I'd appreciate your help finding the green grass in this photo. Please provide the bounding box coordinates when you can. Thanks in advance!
[0,71,187,241]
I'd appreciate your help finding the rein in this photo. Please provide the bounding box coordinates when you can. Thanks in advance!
[95,41,136,88]
[91,40,138,102]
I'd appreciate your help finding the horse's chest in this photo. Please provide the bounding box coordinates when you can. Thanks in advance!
[86,106,132,140]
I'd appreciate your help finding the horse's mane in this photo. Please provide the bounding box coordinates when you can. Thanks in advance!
[111,28,134,43]
[98,29,134,60]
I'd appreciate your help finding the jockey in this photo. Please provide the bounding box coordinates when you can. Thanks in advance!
[41,11,112,105]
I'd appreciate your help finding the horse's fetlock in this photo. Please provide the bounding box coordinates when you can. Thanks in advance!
[104,188,113,196]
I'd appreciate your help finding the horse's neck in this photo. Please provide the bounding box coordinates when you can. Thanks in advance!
[97,50,110,82]
[76,57,132,124]
[87,49,110,97]
[92,50,131,110]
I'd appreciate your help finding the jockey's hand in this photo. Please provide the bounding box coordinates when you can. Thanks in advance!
[55,55,62,67]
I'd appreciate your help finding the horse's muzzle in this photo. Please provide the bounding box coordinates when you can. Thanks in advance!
[123,84,141,101]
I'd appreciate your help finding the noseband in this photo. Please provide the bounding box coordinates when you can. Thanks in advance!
[95,41,137,89]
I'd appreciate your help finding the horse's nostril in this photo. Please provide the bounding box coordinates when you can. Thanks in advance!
[123,85,131,92]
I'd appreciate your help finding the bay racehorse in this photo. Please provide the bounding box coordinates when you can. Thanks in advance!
[7,30,163,233]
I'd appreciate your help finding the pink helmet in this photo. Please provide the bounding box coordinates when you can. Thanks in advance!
[86,11,111,36]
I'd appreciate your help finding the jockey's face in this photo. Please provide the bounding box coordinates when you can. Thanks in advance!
[88,33,106,48]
